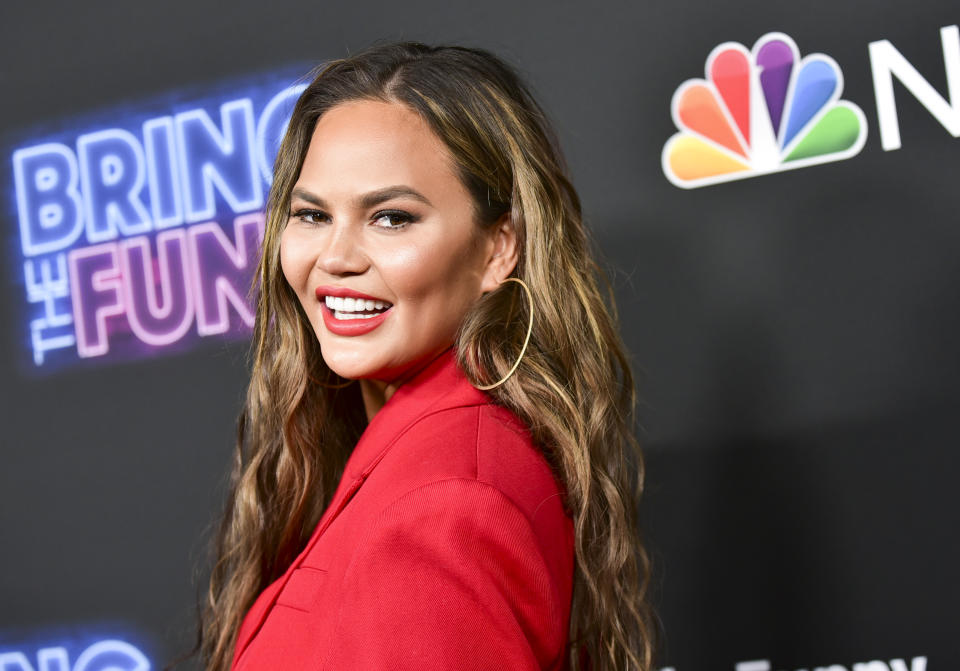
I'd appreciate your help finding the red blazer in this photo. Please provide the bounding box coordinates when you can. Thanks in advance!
[230,345,575,670]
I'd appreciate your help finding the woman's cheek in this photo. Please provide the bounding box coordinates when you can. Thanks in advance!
[279,227,309,291]
[377,244,426,293]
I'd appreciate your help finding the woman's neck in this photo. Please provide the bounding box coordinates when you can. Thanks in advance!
[359,378,396,423]
[357,346,452,422]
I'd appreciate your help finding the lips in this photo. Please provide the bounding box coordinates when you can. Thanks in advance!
[316,285,393,336]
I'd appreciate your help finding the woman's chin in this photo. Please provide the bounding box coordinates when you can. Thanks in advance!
[322,361,364,381]
[319,350,381,381]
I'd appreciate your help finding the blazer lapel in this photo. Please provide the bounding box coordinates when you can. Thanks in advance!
[233,346,489,665]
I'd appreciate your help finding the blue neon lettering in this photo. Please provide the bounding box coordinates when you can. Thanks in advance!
[0,635,151,671]
[77,129,152,243]
[72,640,150,671]
[143,117,183,229]
[24,255,76,365]
[0,651,34,671]
[11,72,303,369]
[13,143,84,256]
[176,99,262,223]
[35,647,69,671]
[255,84,307,183]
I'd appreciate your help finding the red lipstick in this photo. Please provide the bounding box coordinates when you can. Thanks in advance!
[316,285,392,337]
[316,285,389,302]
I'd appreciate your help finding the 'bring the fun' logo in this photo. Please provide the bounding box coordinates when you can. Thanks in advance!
[662,32,868,188]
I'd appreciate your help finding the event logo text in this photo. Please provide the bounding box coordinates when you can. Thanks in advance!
[663,24,960,187]
[10,74,306,368]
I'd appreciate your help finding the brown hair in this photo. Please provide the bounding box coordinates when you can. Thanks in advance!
[194,40,656,671]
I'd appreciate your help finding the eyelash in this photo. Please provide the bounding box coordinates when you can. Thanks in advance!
[290,208,415,230]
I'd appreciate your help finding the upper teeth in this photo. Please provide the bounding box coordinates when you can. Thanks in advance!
[325,296,390,312]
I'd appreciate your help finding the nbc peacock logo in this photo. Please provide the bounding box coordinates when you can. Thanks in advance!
[662,32,868,188]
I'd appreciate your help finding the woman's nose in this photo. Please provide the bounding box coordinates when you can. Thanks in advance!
[316,221,367,276]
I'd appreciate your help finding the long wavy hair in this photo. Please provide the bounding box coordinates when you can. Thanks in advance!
[195,41,655,671]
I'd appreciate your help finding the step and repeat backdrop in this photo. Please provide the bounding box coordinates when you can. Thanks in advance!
[1,1,957,670]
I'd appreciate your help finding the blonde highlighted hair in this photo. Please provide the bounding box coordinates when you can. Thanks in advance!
[192,41,656,671]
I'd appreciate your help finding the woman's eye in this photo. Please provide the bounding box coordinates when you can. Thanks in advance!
[372,211,415,230]
[290,209,327,225]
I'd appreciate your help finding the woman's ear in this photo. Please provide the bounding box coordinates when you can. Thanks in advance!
[479,212,519,293]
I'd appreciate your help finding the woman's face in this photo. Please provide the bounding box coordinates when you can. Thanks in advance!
[280,99,511,388]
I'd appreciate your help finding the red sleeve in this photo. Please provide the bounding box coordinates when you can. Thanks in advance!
[322,477,567,670]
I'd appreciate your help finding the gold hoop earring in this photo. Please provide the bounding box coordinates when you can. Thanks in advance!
[475,277,534,391]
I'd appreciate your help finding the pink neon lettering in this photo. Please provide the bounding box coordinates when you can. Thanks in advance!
[189,213,264,336]
[69,244,124,357]
[120,231,193,346]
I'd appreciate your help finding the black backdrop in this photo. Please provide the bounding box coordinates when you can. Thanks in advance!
[1,1,957,670]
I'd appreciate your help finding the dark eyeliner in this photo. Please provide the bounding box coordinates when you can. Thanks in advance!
[372,209,417,229]
[290,208,326,224]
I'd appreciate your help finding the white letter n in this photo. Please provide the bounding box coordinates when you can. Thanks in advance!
[869,24,960,150]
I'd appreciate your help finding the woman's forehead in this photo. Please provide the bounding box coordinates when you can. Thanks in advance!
[296,100,465,206]
[312,100,437,155]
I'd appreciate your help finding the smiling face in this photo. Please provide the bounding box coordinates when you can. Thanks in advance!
[280,99,511,403]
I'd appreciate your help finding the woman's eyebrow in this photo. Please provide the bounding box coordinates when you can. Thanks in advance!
[291,185,433,209]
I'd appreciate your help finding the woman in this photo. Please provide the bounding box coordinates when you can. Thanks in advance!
[198,41,654,670]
